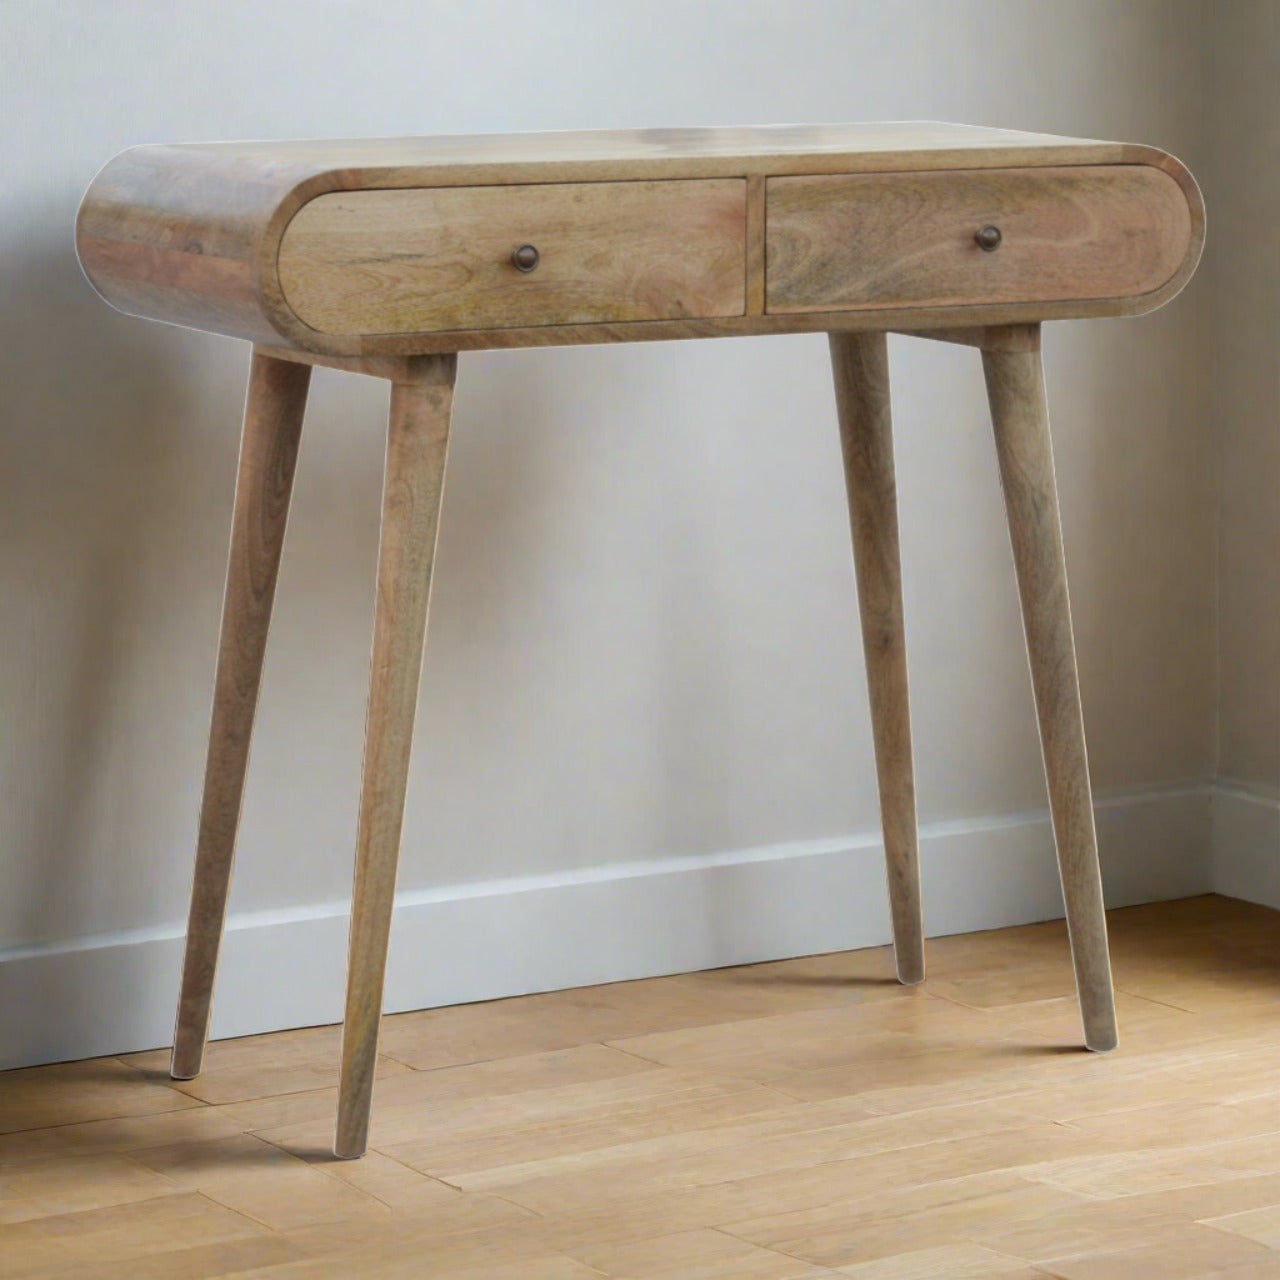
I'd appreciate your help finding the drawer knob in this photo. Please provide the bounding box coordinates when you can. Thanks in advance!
[975,225,1003,252]
[512,243,540,273]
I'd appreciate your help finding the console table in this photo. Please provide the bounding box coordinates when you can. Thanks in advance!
[77,123,1204,1158]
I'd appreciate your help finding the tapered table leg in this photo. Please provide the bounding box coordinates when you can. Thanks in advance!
[982,325,1118,1052]
[829,331,925,985]
[171,350,310,1080]
[335,356,457,1158]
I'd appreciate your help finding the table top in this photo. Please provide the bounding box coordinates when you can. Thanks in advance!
[116,122,1144,182]
[76,123,1203,358]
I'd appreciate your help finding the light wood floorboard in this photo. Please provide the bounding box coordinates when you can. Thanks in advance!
[1,895,1277,1277]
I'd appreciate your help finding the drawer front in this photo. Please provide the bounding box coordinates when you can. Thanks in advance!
[279,179,746,335]
[765,165,1190,314]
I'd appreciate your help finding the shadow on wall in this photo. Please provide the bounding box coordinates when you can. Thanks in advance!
[1052,295,1214,787]
[0,235,223,950]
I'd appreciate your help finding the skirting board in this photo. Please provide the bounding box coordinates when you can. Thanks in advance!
[1212,781,1280,909]
[1,784,1211,1070]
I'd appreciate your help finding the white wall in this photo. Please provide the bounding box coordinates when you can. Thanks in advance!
[0,0,1219,1066]
[1205,0,1280,907]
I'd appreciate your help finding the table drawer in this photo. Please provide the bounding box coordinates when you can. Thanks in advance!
[765,165,1190,314]
[279,179,747,335]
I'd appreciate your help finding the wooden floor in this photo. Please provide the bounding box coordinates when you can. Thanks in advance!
[2,895,1279,1278]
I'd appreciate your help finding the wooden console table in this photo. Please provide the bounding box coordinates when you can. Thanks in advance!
[77,123,1204,1158]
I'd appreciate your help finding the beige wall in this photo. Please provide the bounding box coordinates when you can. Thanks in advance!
[1208,0,1280,793]
[0,1,1229,1061]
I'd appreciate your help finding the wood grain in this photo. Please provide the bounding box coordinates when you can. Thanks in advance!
[76,124,1203,355]
[745,173,767,316]
[981,325,1118,1053]
[767,165,1191,314]
[892,325,1043,352]
[4,898,1275,1276]
[256,344,467,386]
[336,356,458,1159]
[829,331,925,986]
[171,351,310,1081]
[279,180,746,335]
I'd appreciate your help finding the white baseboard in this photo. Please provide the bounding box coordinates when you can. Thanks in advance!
[1212,780,1280,909]
[0,784,1212,1070]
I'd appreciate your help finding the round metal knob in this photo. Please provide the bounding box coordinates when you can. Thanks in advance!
[512,243,540,272]
[975,225,1002,252]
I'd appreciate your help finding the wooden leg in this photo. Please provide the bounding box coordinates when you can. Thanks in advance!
[982,325,1118,1052]
[829,331,925,986]
[335,356,457,1158]
[171,350,310,1080]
